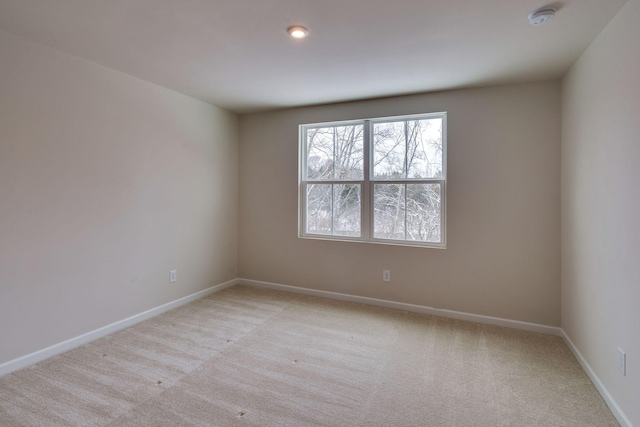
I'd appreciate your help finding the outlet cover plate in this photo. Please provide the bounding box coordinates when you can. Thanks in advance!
[617,348,626,376]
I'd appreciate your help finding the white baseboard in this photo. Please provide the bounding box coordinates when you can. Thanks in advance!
[561,330,632,427]
[2,277,630,426]
[0,279,238,378]
[239,278,561,336]
[243,279,634,424]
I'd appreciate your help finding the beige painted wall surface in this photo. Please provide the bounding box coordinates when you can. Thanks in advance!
[239,81,561,326]
[0,31,239,365]
[561,0,640,424]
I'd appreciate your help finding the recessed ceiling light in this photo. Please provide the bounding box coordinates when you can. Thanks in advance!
[287,25,309,39]
[528,7,556,25]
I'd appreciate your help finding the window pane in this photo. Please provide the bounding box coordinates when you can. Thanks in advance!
[306,184,332,234]
[333,184,361,237]
[306,125,363,180]
[334,125,364,180]
[373,121,406,179]
[306,128,334,180]
[406,183,441,242]
[406,118,443,179]
[373,184,406,240]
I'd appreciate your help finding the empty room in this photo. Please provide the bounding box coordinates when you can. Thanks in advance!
[0,0,638,426]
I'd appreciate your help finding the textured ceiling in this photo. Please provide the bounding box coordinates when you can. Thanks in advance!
[0,0,628,112]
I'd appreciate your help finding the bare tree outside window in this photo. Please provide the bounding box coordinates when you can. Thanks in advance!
[305,124,363,237]
[300,113,446,247]
[373,118,443,242]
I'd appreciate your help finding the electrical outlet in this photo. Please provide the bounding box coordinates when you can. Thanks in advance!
[383,270,391,282]
[170,270,177,283]
[617,348,626,376]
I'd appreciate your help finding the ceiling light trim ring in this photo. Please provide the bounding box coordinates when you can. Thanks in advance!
[287,25,309,39]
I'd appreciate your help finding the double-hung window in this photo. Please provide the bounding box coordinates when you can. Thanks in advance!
[299,112,446,248]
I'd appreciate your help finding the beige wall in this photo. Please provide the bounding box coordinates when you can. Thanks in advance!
[0,31,239,365]
[239,81,561,326]
[561,0,640,425]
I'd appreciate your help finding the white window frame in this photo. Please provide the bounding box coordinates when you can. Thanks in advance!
[299,112,447,249]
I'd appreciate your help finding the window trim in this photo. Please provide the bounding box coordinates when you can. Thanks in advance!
[298,112,447,249]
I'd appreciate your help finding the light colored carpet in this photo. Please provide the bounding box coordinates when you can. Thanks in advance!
[0,285,618,426]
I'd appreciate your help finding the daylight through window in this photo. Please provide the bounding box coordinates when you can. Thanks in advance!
[299,112,446,248]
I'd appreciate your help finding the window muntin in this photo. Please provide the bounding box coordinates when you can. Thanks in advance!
[300,113,446,248]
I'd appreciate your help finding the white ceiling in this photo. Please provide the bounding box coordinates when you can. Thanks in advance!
[0,0,628,113]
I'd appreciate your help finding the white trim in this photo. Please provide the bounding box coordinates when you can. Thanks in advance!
[2,277,631,427]
[561,330,633,427]
[239,278,561,336]
[0,279,239,378]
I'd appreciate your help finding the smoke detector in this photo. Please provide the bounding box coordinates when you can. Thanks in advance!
[528,7,556,25]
